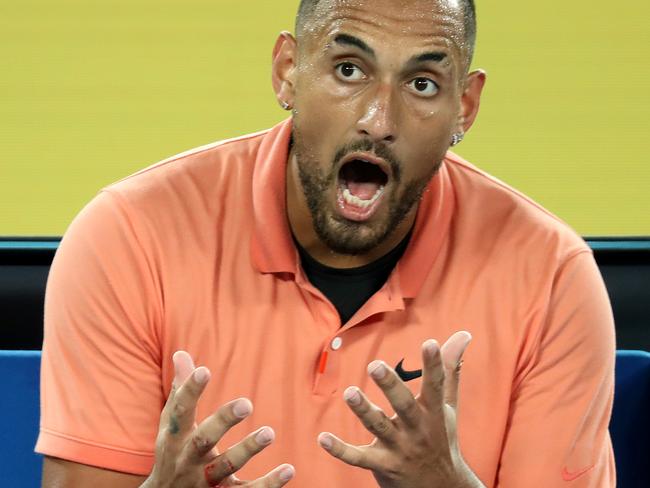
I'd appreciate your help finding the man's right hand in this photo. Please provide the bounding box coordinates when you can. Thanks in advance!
[142,351,295,488]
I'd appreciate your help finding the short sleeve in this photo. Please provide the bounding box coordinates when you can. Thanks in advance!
[497,251,616,487]
[36,189,164,475]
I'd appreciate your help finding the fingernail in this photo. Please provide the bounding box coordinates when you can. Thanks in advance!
[319,433,333,450]
[279,465,295,482]
[461,332,473,351]
[343,387,361,406]
[193,367,210,385]
[233,399,253,418]
[255,427,274,446]
[368,361,387,380]
[424,339,438,359]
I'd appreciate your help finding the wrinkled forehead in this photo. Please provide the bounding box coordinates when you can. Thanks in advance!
[300,0,467,58]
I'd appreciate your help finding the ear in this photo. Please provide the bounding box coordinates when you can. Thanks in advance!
[271,31,298,110]
[456,69,487,133]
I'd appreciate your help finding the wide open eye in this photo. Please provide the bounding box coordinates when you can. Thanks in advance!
[406,77,439,97]
[335,62,366,81]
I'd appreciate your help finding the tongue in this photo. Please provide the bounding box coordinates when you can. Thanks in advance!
[347,181,380,200]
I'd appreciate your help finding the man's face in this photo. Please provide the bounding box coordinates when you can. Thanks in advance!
[290,0,468,255]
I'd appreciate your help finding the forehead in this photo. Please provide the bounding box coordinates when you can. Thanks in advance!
[302,0,467,58]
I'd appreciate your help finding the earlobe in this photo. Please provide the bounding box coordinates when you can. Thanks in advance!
[271,31,298,111]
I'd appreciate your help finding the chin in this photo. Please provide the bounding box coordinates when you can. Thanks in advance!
[315,214,390,255]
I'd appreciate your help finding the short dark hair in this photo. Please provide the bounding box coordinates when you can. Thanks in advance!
[296,0,477,65]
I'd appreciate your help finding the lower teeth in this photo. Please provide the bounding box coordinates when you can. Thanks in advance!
[342,186,384,209]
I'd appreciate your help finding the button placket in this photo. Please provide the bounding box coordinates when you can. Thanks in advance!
[313,333,345,396]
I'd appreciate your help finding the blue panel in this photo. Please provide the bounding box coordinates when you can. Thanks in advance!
[0,351,42,487]
[588,240,650,251]
[610,350,650,488]
[1,237,650,252]
[0,241,59,250]
[1,238,650,252]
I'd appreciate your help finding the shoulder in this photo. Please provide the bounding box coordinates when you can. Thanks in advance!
[443,151,590,263]
[87,128,272,240]
[65,128,274,265]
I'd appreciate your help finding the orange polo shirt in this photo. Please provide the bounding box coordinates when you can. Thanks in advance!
[37,119,616,487]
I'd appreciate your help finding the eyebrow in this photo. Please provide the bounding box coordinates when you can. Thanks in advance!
[410,51,447,64]
[332,33,448,68]
[333,34,376,58]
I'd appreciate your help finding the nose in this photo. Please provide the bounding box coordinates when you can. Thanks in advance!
[356,83,397,143]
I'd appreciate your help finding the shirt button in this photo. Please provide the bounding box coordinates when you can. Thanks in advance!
[331,337,343,350]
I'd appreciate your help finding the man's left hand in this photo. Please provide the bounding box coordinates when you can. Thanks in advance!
[318,331,485,488]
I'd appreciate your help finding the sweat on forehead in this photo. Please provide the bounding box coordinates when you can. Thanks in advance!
[295,0,476,63]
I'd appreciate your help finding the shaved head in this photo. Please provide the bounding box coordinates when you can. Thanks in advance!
[295,0,477,66]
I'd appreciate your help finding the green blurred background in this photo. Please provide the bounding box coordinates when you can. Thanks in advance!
[1,0,648,236]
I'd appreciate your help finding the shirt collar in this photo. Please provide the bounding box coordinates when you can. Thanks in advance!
[250,119,297,274]
[250,118,455,299]
[396,161,455,298]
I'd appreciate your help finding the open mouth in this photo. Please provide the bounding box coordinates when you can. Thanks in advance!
[336,154,390,221]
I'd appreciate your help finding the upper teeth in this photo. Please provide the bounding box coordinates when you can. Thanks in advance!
[342,186,385,208]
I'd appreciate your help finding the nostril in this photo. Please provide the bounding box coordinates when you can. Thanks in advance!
[357,125,395,142]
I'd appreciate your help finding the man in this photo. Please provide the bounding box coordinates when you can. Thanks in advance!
[36,0,616,486]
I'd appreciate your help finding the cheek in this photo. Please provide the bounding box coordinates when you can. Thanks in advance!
[401,96,439,120]
[292,112,335,172]
[400,135,451,179]
[400,90,459,123]
[398,103,456,161]
[296,68,360,116]
[293,84,356,157]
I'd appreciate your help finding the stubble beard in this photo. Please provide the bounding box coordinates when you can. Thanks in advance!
[292,132,440,255]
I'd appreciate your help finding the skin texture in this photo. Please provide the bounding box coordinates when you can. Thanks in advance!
[139,351,295,487]
[274,0,485,268]
[318,333,485,488]
[42,353,295,487]
[42,0,485,485]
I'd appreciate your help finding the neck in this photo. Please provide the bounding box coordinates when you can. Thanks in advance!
[286,150,417,269]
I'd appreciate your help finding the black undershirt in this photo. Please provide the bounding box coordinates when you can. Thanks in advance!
[296,232,412,325]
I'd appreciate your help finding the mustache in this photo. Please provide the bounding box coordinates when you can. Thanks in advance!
[332,139,402,182]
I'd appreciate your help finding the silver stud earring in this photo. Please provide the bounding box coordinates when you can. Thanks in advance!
[451,132,465,147]
[280,100,291,111]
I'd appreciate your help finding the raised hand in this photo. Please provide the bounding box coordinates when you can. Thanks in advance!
[318,332,484,488]
[142,351,295,488]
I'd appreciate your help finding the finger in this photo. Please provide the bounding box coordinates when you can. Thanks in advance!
[203,426,275,483]
[173,350,196,389]
[164,366,211,438]
[367,361,422,428]
[440,331,472,409]
[342,386,398,443]
[420,340,445,410]
[159,351,198,427]
[184,397,254,462]
[248,464,295,487]
[318,432,378,470]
